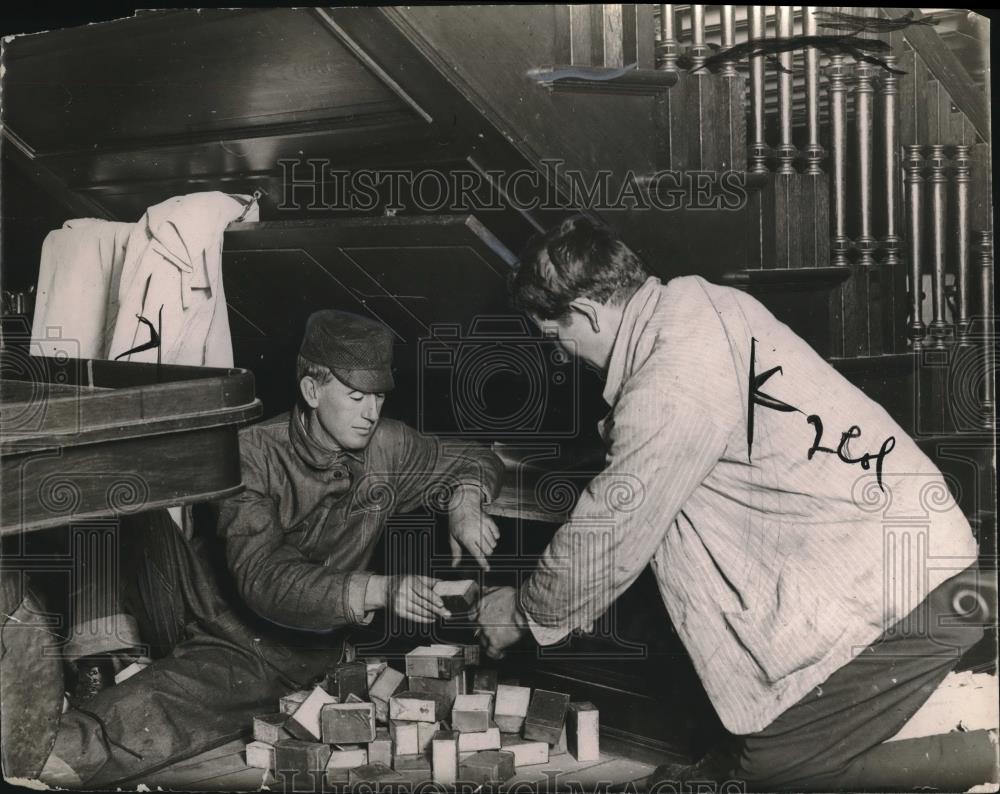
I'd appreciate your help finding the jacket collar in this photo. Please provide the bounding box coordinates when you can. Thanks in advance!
[290,404,365,470]
[602,276,663,408]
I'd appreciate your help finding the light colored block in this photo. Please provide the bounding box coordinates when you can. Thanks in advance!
[389,691,437,722]
[368,728,392,768]
[113,661,149,684]
[500,734,549,767]
[568,701,600,761]
[287,686,339,741]
[494,684,531,733]
[432,730,459,785]
[417,720,440,753]
[321,701,376,744]
[326,746,368,770]
[452,693,493,732]
[433,579,480,612]
[279,689,310,715]
[457,725,501,752]
[405,645,465,679]
[389,720,420,756]
[253,713,289,745]
[370,666,406,723]
[245,740,275,770]
[552,724,568,756]
[365,659,388,688]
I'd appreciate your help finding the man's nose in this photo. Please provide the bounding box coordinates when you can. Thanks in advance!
[361,395,380,422]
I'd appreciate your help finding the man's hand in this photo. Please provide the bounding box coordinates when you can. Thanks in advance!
[449,486,500,571]
[473,586,528,660]
[387,575,450,624]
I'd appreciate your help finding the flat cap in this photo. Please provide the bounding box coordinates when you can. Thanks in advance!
[300,310,395,393]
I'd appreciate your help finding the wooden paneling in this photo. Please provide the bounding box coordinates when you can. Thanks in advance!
[3,8,414,155]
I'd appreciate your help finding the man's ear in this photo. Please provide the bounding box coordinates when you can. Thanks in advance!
[300,376,320,408]
[568,298,602,333]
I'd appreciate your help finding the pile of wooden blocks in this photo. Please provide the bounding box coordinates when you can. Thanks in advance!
[244,644,600,787]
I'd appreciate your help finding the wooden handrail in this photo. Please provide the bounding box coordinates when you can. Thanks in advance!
[881,7,989,142]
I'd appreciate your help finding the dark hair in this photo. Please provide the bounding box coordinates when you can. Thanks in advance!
[509,216,649,320]
[296,354,333,386]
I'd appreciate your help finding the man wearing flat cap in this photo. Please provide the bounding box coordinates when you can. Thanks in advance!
[31,310,504,787]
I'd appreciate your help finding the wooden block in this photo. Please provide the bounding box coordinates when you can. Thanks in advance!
[274,738,332,772]
[431,730,458,785]
[326,660,368,701]
[364,658,388,688]
[245,740,275,770]
[457,724,501,752]
[407,672,464,720]
[500,734,549,767]
[452,693,493,732]
[552,723,568,756]
[113,661,149,684]
[389,690,437,722]
[417,720,440,753]
[321,702,376,744]
[472,669,497,695]
[462,644,480,667]
[368,727,393,768]
[494,684,531,733]
[567,701,600,761]
[524,689,570,744]
[458,749,515,784]
[253,712,290,745]
[279,689,311,715]
[433,580,480,613]
[389,720,420,756]
[326,746,368,770]
[404,645,464,680]
[392,753,432,784]
[286,686,338,741]
[369,666,406,723]
[348,763,407,787]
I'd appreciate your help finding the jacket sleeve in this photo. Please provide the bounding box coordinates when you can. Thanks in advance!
[217,433,373,632]
[520,378,731,645]
[382,423,505,516]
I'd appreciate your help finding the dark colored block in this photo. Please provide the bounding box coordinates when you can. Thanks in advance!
[393,753,432,784]
[523,689,570,744]
[458,749,515,784]
[326,660,368,701]
[273,739,332,773]
[253,712,290,745]
[406,672,463,720]
[349,763,407,786]
[434,579,480,613]
[320,702,376,744]
[472,669,497,695]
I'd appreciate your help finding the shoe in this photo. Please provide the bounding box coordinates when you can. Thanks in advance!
[645,749,740,788]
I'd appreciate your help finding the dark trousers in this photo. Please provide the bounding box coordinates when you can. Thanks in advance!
[736,563,988,790]
[47,511,346,787]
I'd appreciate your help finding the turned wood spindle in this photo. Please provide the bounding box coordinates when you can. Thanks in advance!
[829,54,849,266]
[720,6,736,77]
[775,6,796,175]
[749,6,768,174]
[978,231,995,427]
[927,145,952,348]
[855,62,876,266]
[656,5,678,71]
[689,5,707,72]
[803,7,824,176]
[881,55,902,267]
[903,145,926,349]
[953,145,972,345]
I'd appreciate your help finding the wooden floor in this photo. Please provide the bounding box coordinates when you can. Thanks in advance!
[142,739,656,791]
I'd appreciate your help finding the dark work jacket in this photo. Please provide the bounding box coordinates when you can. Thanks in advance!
[217,406,504,634]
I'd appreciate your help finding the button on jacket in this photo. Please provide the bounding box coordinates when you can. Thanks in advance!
[521,275,978,735]
[218,405,504,632]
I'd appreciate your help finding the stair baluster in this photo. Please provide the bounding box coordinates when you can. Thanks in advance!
[978,231,995,428]
[656,4,677,72]
[904,145,926,350]
[800,7,829,272]
[749,6,768,175]
[828,54,850,268]
[953,144,972,346]
[927,144,953,348]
